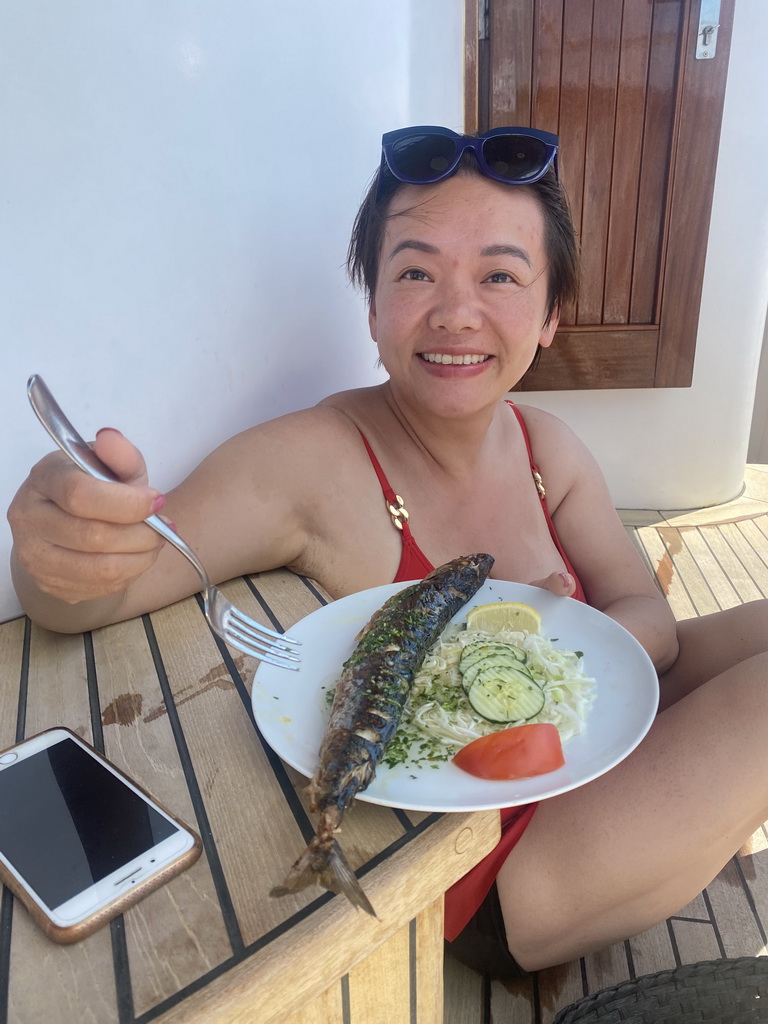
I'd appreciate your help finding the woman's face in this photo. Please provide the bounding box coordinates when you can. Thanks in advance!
[369,172,558,418]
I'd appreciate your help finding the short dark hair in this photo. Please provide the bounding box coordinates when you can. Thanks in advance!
[347,151,579,326]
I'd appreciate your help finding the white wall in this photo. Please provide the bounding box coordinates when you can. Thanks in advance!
[2,0,767,622]
[0,0,462,621]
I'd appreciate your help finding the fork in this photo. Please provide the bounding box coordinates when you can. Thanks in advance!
[27,375,301,670]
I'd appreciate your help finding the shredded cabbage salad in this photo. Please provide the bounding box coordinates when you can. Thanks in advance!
[383,623,596,770]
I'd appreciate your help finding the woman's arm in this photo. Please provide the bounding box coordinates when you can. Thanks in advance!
[8,408,344,633]
[522,408,679,673]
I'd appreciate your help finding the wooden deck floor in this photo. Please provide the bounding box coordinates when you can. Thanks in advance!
[444,466,768,1023]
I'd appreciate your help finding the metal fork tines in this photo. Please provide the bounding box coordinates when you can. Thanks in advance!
[26,374,301,670]
[142,513,302,667]
[205,587,301,668]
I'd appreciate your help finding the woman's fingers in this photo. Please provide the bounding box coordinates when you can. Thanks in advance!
[25,491,162,554]
[528,571,577,597]
[92,427,151,486]
[31,422,163,524]
[15,536,164,603]
[7,431,167,603]
[36,450,163,525]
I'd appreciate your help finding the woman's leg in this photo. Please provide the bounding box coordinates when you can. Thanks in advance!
[659,599,768,708]
[496,602,768,971]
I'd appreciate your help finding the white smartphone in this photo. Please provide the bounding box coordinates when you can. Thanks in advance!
[0,727,201,943]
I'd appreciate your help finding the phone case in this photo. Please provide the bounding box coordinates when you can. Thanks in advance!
[0,728,203,944]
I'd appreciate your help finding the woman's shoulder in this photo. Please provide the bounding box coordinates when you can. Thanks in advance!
[236,397,366,448]
[215,391,384,489]
[508,401,582,450]
[317,385,386,419]
[508,402,601,505]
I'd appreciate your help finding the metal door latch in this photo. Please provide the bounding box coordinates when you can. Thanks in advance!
[696,0,720,59]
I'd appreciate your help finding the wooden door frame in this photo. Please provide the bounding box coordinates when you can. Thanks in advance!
[463,0,735,390]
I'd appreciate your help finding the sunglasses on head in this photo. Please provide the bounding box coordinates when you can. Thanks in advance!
[380,125,559,190]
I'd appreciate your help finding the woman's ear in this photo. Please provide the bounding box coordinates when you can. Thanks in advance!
[368,299,377,341]
[539,306,560,349]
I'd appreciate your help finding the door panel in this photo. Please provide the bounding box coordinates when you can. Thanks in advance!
[465,0,734,390]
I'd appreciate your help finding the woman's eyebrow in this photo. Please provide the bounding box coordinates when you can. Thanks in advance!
[387,239,440,261]
[480,244,531,266]
[386,239,532,267]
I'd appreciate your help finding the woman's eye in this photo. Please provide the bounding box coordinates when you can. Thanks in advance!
[486,271,517,284]
[401,268,430,281]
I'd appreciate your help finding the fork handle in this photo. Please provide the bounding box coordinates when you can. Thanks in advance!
[27,375,210,585]
[28,375,122,484]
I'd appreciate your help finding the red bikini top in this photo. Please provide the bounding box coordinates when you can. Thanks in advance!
[357,402,586,602]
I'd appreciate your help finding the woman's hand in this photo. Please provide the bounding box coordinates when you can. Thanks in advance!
[8,428,167,615]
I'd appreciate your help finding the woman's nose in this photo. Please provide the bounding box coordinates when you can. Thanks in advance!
[427,285,483,333]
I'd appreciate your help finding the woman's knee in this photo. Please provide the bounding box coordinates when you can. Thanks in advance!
[661,600,768,706]
[495,855,582,970]
[677,599,768,652]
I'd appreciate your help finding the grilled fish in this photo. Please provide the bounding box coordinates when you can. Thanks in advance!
[271,553,494,914]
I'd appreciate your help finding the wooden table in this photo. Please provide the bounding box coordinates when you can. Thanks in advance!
[0,569,500,1024]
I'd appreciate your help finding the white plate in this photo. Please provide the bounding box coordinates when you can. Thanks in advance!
[252,580,659,812]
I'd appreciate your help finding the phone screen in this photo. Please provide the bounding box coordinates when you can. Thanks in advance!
[0,737,179,909]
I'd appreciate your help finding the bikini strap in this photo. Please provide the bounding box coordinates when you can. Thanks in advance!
[505,400,547,501]
[357,429,412,533]
[505,401,586,601]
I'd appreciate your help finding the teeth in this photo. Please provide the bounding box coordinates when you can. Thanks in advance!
[421,353,489,365]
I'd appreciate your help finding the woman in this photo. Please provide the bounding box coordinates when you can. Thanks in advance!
[9,126,768,974]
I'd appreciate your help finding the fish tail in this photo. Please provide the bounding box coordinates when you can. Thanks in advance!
[270,835,377,917]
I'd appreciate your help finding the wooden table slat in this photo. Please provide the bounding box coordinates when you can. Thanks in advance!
[148,598,320,943]
[0,569,505,1024]
[91,617,234,1016]
[0,617,25,749]
[25,625,92,742]
[9,625,115,1024]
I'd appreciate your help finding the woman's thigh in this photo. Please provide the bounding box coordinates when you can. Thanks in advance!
[496,647,768,971]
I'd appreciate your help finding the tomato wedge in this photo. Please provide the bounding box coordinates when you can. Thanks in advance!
[452,723,564,780]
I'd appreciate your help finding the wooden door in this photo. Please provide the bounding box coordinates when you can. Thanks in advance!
[465,0,735,390]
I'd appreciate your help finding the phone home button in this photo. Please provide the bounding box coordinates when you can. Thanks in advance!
[0,753,18,765]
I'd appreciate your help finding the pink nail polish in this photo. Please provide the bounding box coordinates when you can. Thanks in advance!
[560,572,572,588]
[95,427,124,438]
[151,494,166,514]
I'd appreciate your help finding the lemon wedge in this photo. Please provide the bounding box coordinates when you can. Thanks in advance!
[465,601,542,635]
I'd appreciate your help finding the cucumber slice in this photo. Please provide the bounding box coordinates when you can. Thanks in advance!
[460,643,507,672]
[460,642,526,671]
[461,652,534,692]
[466,671,545,723]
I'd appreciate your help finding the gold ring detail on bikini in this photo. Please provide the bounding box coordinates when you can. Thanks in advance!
[387,495,410,531]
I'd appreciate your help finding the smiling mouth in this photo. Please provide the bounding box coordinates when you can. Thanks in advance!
[419,353,491,365]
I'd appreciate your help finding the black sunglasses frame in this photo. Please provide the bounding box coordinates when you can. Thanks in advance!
[379,125,559,195]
